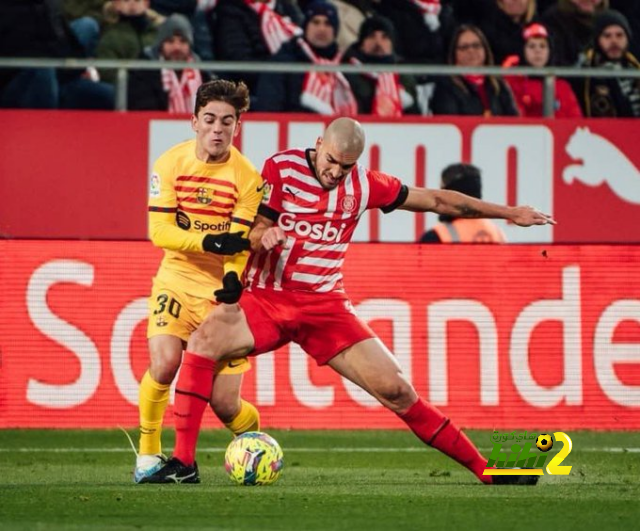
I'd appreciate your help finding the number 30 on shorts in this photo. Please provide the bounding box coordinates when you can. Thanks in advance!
[153,294,182,318]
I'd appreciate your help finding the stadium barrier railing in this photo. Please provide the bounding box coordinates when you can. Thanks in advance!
[2,57,640,114]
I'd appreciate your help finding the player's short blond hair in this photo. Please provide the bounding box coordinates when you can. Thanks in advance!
[194,80,250,118]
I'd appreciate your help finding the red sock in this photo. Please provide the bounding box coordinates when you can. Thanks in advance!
[173,351,216,466]
[398,397,491,484]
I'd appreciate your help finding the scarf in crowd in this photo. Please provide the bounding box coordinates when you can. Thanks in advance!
[162,61,203,114]
[410,0,441,31]
[604,61,640,117]
[463,74,491,115]
[245,0,303,54]
[349,57,402,117]
[297,38,358,116]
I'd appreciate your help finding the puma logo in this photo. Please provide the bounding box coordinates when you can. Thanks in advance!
[563,126,640,204]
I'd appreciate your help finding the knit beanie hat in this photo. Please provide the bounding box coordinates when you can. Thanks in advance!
[357,15,396,46]
[303,1,339,35]
[155,13,194,48]
[594,9,632,40]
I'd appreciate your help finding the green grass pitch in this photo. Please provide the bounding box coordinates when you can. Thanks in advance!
[1,429,639,530]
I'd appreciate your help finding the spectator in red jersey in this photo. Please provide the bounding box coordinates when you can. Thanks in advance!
[141,116,556,486]
[503,22,583,117]
[431,24,520,116]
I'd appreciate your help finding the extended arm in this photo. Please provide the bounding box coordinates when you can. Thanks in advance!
[398,187,556,227]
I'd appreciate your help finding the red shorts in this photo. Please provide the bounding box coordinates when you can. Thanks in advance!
[240,288,376,365]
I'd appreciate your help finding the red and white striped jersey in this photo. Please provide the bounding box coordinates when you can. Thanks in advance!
[246,148,404,293]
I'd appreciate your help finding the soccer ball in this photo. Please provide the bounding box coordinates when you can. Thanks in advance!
[536,433,554,452]
[224,431,284,486]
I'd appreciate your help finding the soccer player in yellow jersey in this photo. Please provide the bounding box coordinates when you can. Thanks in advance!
[135,80,263,484]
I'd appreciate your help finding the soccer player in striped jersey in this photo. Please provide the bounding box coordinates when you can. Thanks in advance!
[135,80,263,484]
[145,117,556,485]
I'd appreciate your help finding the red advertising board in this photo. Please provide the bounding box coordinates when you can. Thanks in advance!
[1,111,640,243]
[1,241,639,429]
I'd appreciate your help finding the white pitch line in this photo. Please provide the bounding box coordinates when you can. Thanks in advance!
[1,447,640,453]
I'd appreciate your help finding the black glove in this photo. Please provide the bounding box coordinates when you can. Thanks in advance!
[214,272,244,304]
[203,232,250,256]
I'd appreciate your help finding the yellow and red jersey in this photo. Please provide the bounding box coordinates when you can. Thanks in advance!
[148,140,263,298]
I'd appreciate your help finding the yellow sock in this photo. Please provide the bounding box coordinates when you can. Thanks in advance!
[138,371,171,455]
[225,399,260,436]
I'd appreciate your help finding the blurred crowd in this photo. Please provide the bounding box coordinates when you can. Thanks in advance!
[1,0,639,117]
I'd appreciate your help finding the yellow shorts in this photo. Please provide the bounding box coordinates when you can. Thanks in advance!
[147,276,250,375]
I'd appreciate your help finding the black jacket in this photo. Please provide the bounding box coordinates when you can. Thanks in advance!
[541,3,597,66]
[578,49,640,117]
[479,7,537,65]
[0,0,85,90]
[210,0,302,94]
[255,39,339,113]
[431,76,519,116]
[373,0,453,65]
[128,48,212,111]
[150,0,197,17]
[341,44,419,115]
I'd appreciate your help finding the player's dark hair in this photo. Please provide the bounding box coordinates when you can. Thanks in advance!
[194,79,250,117]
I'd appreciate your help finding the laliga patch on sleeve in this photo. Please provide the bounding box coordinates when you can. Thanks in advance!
[261,183,272,204]
[149,173,161,198]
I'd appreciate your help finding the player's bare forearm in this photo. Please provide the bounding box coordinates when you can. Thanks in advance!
[249,215,284,252]
[400,187,556,227]
[432,190,509,218]
[249,224,268,252]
